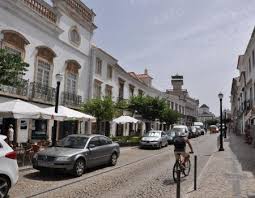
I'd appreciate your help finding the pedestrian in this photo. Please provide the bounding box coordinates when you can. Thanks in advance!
[7,124,14,148]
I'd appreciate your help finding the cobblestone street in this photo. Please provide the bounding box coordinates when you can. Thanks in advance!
[8,134,217,198]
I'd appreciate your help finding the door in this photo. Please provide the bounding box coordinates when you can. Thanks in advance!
[99,136,113,163]
[86,137,104,167]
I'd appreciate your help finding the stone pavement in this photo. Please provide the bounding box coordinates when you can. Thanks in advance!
[186,133,255,198]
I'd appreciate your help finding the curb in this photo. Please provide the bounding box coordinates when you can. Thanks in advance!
[19,165,33,172]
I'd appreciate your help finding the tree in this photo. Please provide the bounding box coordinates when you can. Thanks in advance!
[81,97,115,133]
[0,49,29,86]
[205,119,218,126]
[160,108,180,129]
[128,95,166,121]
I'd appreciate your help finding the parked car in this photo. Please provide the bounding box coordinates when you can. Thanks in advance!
[166,130,177,144]
[32,134,120,177]
[189,126,198,138]
[209,125,219,134]
[172,125,190,138]
[140,130,168,149]
[0,135,19,198]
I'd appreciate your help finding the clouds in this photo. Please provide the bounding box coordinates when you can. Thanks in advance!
[82,0,255,114]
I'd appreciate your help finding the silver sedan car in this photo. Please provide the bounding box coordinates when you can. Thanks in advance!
[32,134,120,177]
[139,130,168,149]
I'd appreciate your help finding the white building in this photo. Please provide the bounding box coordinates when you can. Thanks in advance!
[0,0,96,142]
[198,104,215,123]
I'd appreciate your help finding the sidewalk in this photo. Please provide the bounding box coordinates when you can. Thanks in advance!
[187,133,255,198]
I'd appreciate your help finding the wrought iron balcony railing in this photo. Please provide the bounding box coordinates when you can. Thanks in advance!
[0,79,29,98]
[30,82,56,103]
[61,91,82,108]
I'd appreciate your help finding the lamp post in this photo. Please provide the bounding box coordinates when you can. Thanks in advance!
[51,73,63,146]
[224,110,227,138]
[218,92,224,151]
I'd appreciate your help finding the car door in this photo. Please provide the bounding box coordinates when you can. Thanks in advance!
[87,137,104,167]
[162,132,167,146]
[99,136,113,164]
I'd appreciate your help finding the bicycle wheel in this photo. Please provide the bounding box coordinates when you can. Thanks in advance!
[182,159,191,176]
[172,161,179,182]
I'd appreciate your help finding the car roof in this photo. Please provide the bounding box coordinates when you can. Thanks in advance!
[173,125,187,128]
[67,134,105,138]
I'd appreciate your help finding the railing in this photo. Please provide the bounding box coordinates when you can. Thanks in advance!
[0,79,29,98]
[30,82,56,103]
[65,0,93,23]
[61,91,82,108]
[22,0,57,23]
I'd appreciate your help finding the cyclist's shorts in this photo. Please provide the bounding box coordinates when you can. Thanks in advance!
[174,151,189,159]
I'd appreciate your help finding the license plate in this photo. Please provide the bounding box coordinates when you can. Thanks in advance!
[38,160,53,167]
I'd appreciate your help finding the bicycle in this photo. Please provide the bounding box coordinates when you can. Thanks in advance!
[173,152,193,182]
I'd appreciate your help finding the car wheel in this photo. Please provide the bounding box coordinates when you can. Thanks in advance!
[109,153,118,166]
[0,176,10,198]
[73,159,85,177]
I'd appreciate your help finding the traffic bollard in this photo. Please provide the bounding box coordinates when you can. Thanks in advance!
[194,155,197,191]
[176,169,181,198]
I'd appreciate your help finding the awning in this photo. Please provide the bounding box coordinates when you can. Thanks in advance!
[113,115,140,124]
[0,99,52,119]
[43,105,96,121]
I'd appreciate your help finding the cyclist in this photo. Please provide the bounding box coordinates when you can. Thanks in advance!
[173,131,194,165]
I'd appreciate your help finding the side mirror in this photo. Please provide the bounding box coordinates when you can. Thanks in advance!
[88,144,96,149]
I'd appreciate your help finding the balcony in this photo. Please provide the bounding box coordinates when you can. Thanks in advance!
[61,91,82,109]
[22,0,57,24]
[0,79,29,99]
[30,82,56,104]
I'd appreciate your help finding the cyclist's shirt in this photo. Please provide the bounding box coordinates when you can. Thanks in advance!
[173,136,187,152]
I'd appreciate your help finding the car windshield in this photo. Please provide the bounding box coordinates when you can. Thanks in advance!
[144,131,161,137]
[57,136,89,149]
[172,128,185,133]
[166,131,176,136]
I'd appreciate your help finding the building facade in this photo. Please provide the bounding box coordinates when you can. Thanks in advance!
[197,104,215,123]
[0,0,96,142]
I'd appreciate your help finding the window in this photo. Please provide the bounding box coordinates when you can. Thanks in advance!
[94,80,102,98]
[99,136,112,145]
[105,84,112,97]
[107,65,113,79]
[65,61,80,94]
[175,104,178,111]
[249,58,252,73]
[4,45,22,57]
[36,59,51,86]
[179,106,182,113]
[171,102,174,109]
[69,27,81,46]
[182,107,185,114]
[89,137,101,147]
[129,85,135,97]
[138,89,144,96]
[66,73,77,94]
[95,58,102,75]
[253,50,255,67]
[118,79,125,100]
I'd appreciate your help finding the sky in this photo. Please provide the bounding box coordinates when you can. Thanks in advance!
[47,0,255,115]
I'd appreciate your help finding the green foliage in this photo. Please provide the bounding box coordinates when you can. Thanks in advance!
[115,99,129,117]
[128,95,167,121]
[160,108,180,126]
[111,136,141,144]
[0,49,29,86]
[81,97,115,122]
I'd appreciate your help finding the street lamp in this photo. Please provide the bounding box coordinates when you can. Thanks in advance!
[224,109,227,138]
[51,73,63,146]
[218,92,224,151]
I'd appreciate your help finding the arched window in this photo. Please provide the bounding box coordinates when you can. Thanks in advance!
[1,30,30,60]
[35,46,56,87]
[65,60,80,94]
[69,27,81,46]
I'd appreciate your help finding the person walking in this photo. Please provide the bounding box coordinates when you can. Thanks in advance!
[7,124,14,147]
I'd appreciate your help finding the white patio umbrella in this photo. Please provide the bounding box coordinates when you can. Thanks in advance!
[43,105,96,121]
[112,115,140,124]
[0,99,52,119]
